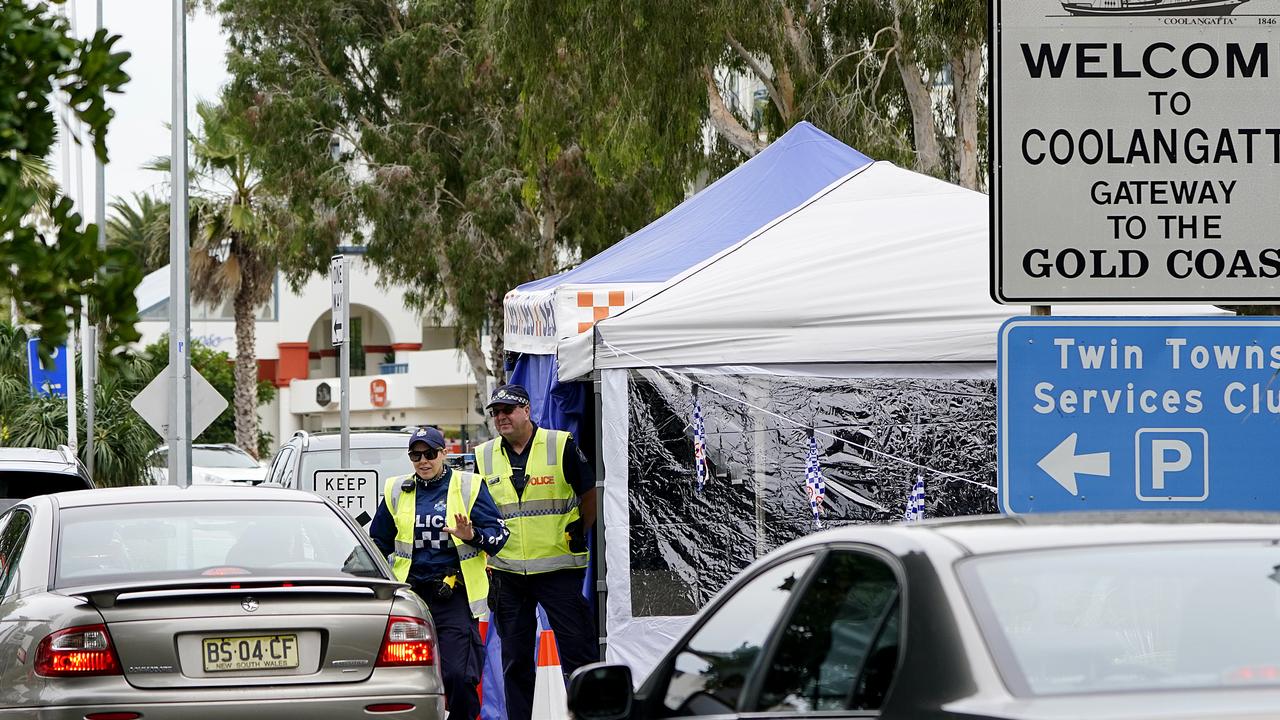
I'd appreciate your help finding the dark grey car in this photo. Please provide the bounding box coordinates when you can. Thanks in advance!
[0,485,444,719]
[571,513,1280,720]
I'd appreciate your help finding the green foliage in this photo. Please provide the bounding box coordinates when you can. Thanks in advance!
[212,0,678,381]
[141,336,276,456]
[0,0,139,355]
[0,322,153,487]
[106,193,170,273]
[484,0,987,186]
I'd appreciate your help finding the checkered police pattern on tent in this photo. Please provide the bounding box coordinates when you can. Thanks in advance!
[904,474,926,522]
[804,431,826,529]
[692,393,708,493]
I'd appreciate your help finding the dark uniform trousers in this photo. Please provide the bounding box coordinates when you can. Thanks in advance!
[491,568,598,720]
[412,580,484,720]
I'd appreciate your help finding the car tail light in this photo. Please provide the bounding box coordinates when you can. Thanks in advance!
[34,624,121,677]
[376,615,435,666]
[366,704,416,713]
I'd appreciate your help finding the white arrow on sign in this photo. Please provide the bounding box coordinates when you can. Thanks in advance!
[130,364,230,440]
[1037,433,1111,496]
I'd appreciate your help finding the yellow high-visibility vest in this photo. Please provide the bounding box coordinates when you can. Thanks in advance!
[476,428,587,574]
[383,471,490,618]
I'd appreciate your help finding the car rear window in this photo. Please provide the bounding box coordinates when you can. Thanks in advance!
[297,447,408,489]
[54,500,382,587]
[0,470,91,500]
[960,541,1280,696]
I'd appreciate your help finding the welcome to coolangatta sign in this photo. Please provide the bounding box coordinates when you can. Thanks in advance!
[992,0,1280,302]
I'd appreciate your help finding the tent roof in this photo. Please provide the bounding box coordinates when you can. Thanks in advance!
[515,122,871,293]
[581,162,1225,372]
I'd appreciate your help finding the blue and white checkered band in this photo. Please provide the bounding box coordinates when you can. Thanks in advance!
[493,390,525,405]
[415,514,451,550]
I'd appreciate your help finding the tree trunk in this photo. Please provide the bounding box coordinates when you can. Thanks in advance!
[703,66,766,157]
[951,42,983,191]
[461,335,491,416]
[892,14,942,177]
[232,279,260,458]
[538,195,558,278]
[487,302,506,386]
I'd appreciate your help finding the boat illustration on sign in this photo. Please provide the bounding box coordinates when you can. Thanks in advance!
[1060,0,1250,15]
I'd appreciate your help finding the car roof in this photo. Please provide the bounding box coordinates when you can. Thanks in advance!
[52,485,326,508]
[150,443,252,453]
[289,430,412,451]
[0,447,75,466]
[800,512,1280,557]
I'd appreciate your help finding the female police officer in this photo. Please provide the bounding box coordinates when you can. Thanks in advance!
[370,426,508,720]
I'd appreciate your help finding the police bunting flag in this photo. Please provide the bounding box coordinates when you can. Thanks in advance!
[692,388,708,493]
[904,474,926,522]
[804,429,826,529]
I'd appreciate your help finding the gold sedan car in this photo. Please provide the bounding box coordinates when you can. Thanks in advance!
[0,485,443,719]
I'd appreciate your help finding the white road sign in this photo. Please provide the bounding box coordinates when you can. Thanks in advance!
[130,364,228,440]
[307,470,380,525]
[330,255,347,345]
[992,0,1280,302]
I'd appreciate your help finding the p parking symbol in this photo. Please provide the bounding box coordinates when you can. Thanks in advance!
[1135,428,1208,502]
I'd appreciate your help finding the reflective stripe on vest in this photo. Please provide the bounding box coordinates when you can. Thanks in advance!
[489,554,589,573]
[476,429,584,575]
[382,471,491,618]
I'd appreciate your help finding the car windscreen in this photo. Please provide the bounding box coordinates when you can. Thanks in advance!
[0,470,91,499]
[960,541,1280,696]
[298,447,408,488]
[54,500,383,587]
[191,447,260,469]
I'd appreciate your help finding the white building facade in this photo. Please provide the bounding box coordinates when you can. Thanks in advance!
[135,256,490,453]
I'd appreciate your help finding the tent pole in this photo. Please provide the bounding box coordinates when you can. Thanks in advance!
[593,371,608,659]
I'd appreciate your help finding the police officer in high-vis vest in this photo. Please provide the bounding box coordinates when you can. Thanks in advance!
[369,426,508,720]
[475,384,598,720]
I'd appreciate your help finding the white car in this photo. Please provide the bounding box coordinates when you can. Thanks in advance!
[147,444,268,486]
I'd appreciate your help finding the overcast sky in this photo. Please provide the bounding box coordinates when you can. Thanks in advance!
[50,1,230,212]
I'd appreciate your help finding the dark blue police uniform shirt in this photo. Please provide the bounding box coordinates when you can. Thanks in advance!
[369,465,509,583]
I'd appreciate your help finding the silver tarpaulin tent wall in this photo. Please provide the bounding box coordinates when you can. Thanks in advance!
[569,162,1226,679]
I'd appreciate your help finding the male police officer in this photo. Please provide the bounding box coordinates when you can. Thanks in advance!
[370,426,508,720]
[475,384,597,720]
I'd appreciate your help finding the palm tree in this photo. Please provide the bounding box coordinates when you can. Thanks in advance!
[150,99,279,458]
[106,193,169,273]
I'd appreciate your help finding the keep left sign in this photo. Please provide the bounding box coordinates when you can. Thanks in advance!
[307,470,380,526]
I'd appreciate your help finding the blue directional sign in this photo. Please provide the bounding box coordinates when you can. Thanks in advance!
[999,317,1280,514]
[27,338,68,398]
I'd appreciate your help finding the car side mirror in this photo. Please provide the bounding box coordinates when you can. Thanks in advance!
[568,662,633,720]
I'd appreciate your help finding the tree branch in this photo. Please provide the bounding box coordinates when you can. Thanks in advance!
[781,3,815,76]
[725,30,789,122]
[702,66,765,157]
[889,9,941,176]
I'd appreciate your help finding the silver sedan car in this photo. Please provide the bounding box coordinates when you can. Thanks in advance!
[0,485,444,719]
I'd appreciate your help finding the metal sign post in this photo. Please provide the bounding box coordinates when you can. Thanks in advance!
[168,0,192,487]
[331,255,350,468]
[86,0,105,481]
[65,323,76,454]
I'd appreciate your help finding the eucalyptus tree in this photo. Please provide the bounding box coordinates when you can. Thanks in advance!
[485,0,987,190]
[211,0,675,391]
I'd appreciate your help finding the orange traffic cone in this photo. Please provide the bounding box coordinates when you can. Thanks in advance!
[531,627,568,720]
